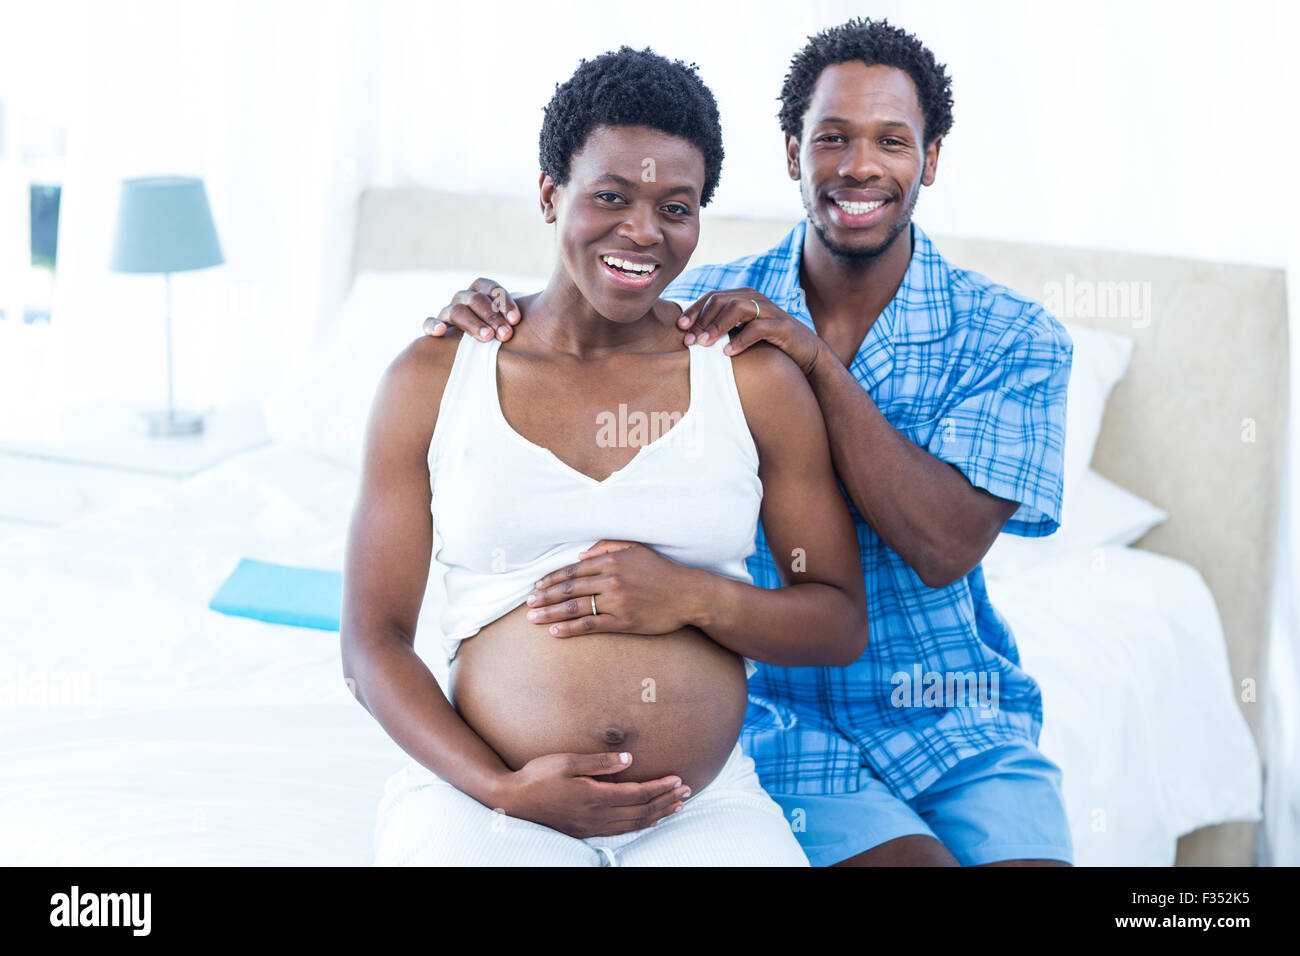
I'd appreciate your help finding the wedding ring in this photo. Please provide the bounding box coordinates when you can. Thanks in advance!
[749,299,761,321]
[591,594,599,616]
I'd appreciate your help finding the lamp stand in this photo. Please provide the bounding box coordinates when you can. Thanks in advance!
[139,271,205,437]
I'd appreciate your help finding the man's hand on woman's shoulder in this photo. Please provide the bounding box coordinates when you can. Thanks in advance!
[420,278,828,379]
[423,278,521,342]
[678,288,826,377]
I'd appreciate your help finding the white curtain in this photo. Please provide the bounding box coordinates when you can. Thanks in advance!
[15,0,386,412]
[24,0,849,409]
[1266,0,1300,870]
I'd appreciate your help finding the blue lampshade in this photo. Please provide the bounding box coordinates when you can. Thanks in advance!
[110,175,224,273]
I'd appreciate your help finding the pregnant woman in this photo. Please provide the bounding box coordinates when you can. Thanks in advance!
[341,47,866,866]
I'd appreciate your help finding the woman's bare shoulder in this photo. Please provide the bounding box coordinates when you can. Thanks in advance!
[369,330,468,448]
[726,342,824,455]
[728,341,813,410]
[387,329,465,394]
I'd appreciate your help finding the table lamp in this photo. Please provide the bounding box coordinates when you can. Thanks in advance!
[110,175,224,436]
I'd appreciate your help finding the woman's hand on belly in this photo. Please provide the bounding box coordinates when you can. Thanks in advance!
[451,602,748,829]
[526,540,705,638]
[494,751,691,839]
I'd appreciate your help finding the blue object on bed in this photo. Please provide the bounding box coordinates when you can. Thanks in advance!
[208,558,343,631]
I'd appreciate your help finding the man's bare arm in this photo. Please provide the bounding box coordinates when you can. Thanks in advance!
[806,354,1018,589]
[422,278,520,342]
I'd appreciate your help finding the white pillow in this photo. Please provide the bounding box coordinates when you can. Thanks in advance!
[263,270,546,470]
[983,468,1168,579]
[1059,321,1135,518]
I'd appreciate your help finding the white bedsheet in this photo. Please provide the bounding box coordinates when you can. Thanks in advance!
[0,445,414,865]
[0,443,1260,865]
[987,548,1262,865]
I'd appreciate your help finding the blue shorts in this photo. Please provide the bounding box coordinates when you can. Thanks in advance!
[765,741,1074,867]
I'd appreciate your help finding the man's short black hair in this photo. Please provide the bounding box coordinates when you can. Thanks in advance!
[778,17,954,146]
[539,46,724,206]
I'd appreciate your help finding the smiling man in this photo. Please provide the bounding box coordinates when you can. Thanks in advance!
[424,18,1074,867]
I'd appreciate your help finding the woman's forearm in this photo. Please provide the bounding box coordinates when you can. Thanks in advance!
[681,570,867,667]
[342,628,512,807]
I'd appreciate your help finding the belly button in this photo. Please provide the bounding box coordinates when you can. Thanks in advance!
[601,727,628,747]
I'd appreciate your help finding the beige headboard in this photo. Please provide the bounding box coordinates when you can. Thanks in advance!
[351,187,1290,865]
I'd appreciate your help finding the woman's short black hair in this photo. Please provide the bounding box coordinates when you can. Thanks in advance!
[778,17,954,146]
[539,46,724,207]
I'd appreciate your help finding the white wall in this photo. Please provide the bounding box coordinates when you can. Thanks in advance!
[4,0,1294,405]
[368,0,1296,267]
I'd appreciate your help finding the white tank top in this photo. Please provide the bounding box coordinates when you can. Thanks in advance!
[427,326,762,678]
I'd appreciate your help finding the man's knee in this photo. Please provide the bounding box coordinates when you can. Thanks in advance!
[976,858,1071,867]
[832,834,960,867]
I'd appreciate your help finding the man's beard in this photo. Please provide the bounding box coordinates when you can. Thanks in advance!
[804,181,919,264]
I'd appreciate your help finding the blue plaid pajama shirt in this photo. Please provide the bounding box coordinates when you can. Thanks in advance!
[665,220,1073,801]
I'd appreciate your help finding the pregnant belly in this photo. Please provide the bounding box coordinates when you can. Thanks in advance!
[449,603,748,794]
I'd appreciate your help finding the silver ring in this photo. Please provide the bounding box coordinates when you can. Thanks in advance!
[591,594,599,617]
[749,299,761,321]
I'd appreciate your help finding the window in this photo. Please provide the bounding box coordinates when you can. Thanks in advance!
[0,97,66,326]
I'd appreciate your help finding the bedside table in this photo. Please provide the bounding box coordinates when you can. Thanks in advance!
[0,402,272,532]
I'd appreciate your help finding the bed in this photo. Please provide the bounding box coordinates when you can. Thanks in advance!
[0,188,1284,866]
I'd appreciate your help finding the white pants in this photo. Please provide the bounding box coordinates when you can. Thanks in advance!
[373,742,809,866]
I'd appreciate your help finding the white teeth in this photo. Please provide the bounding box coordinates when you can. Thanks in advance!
[834,199,885,215]
[601,255,656,274]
